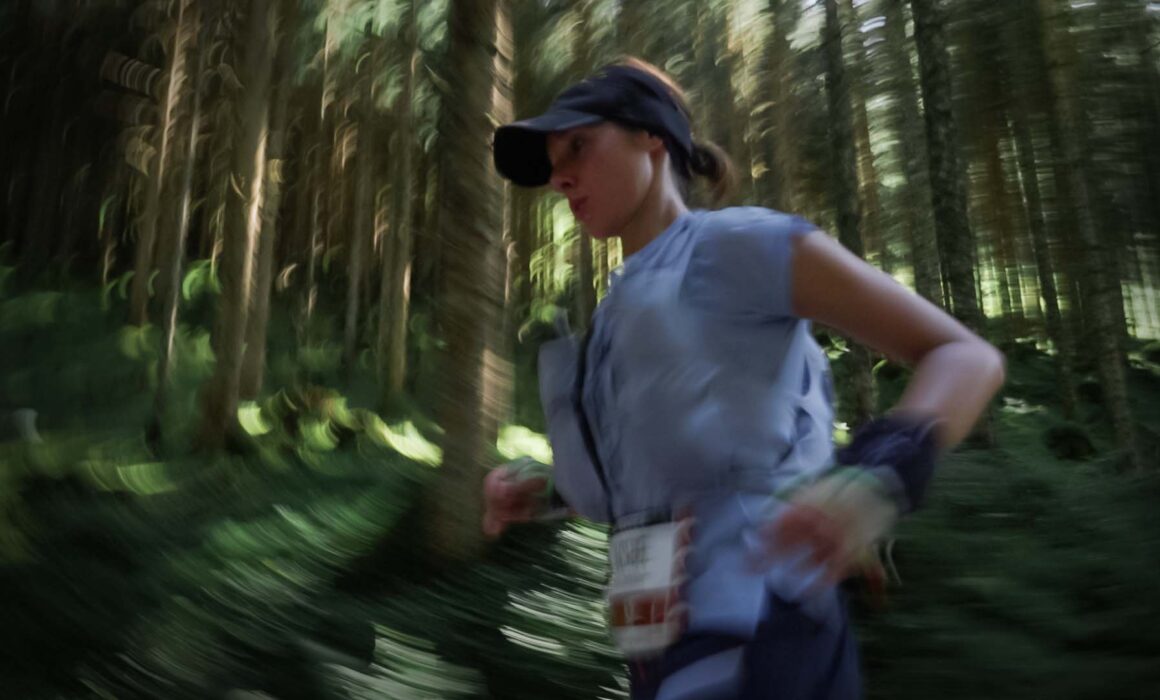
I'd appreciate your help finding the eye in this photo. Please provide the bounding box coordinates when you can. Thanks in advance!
[570,135,585,154]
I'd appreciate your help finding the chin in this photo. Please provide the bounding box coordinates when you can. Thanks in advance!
[583,223,614,240]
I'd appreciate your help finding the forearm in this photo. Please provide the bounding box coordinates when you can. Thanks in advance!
[891,339,1006,450]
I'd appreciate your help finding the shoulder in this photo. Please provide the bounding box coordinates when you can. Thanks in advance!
[682,207,819,320]
[696,206,817,241]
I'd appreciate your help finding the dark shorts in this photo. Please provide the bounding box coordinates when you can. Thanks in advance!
[628,593,862,700]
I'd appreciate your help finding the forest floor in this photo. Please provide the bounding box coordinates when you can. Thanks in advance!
[1,280,1159,700]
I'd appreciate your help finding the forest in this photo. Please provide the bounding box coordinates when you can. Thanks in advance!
[1,0,1158,697]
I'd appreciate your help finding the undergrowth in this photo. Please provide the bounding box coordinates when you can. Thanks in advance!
[1,279,1157,699]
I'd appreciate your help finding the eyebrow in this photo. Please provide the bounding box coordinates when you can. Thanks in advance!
[546,130,580,166]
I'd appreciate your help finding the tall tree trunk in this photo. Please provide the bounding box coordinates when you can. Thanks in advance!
[197,0,276,449]
[0,1,31,254]
[154,0,205,431]
[130,0,194,325]
[344,32,377,376]
[843,0,887,273]
[20,84,68,276]
[482,0,516,435]
[196,13,238,263]
[980,112,1019,341]
[17,8,70,277]
[508,15,537,336]
[1130,13,1160,237]
[378,0,418,407]
[427,0,502,562]
[823,0,876,427]
[722,3,753,203]
[1036,0,1143,471]
[299,21,338,345]
[757,0,799,210]
[290,84,321,345]
[241,8,293,400]
[910,0,983,330]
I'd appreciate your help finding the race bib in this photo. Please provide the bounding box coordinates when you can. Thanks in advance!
[606,520,689,659]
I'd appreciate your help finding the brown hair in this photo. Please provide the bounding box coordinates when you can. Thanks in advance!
[614,56,738,206]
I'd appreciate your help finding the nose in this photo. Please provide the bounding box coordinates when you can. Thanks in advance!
[548,166,574,194]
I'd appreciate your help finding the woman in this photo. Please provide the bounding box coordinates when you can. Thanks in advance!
[483,59,1004,700]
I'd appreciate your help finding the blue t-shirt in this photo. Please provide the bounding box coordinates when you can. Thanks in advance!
[538,207,842,639]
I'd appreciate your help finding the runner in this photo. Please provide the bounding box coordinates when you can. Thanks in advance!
[484,58,1004,700]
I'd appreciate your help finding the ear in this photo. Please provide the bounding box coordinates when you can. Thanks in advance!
[634,129,666,155]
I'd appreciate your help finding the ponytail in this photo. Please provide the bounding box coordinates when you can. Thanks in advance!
[689,140,737,206]
[613,56,738,206]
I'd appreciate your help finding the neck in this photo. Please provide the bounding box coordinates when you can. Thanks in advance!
[617,172,688,257]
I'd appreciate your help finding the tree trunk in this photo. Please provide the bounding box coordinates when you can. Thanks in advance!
[842,0,886,273]
[427,0,503,562]
[289,84,321,345]
[1035,0,1143,471]
[154,0,205,430]
[17,8,70,277]
[980,113,1018,340]
[508,15,537,334]
[20,83,68,276]
[484,0,516,432]
[197,0,276,449]
[343,32,378,377]
[241,8,293,400]
[910,0,983,330]
[823,0,876,427]
[378,0,418,407]
[757,0,799,210]
[130,0,195,325]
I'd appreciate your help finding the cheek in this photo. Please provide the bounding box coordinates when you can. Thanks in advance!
[590,156,649,232]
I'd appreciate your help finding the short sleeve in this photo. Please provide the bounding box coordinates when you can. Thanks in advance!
[680,207,816,321]
[536,336,612,522]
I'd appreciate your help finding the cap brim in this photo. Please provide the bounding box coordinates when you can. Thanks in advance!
[493,109,603,187]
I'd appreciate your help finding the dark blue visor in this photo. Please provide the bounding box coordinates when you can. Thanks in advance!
[493,65,694,187]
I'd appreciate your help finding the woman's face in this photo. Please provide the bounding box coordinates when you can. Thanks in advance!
[545,123,662,239]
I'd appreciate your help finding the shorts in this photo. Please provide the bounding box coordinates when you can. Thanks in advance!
[628,592,861,700]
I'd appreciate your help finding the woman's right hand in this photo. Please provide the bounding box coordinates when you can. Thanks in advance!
[482,462,551,538]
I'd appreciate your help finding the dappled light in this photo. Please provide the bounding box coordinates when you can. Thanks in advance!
[2,0,1160,698]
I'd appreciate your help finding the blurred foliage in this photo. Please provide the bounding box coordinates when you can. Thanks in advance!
[1,275,1158,699]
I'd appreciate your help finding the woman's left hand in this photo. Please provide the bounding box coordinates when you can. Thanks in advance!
[753,470,898,584]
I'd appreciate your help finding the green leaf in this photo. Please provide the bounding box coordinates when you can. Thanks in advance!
[238,401,272,436]
[301,419,338,451]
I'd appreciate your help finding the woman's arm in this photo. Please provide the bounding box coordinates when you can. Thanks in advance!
[758,230,1004,581]
[790,230,1005,449]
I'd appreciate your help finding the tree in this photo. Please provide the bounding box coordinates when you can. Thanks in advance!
[377,0,419,407]
[197,0,278,448]
[909,0,998,445]
[1034,0,1143,471]
[880,0,941,304]
[843,0,887,273]
[427,0,504,561]
[910,0,983,329]
[823,0,876,427]
[129,0,198,326]
[154,0,206,430]
[241,0,296,399]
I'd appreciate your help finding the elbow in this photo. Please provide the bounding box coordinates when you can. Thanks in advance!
[984,341,1007,396]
